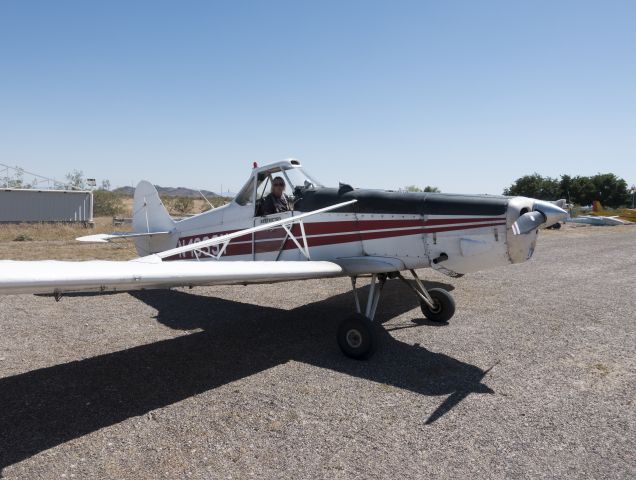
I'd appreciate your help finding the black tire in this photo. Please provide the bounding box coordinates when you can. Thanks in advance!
[337,313,376,360]
[420,288,456,323]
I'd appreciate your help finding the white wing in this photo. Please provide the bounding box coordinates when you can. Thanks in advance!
[0,200,357,296]
[0,260,344,295]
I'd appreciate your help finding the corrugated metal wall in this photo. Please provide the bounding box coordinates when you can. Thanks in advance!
[0,189,93,223]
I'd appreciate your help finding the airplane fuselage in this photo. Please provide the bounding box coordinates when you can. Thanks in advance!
[144,187,540,278]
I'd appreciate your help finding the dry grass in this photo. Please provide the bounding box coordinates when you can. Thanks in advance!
[0,217,136,261]
[0,217,128,242]
[0,195,229,261]
[2,193,223,259]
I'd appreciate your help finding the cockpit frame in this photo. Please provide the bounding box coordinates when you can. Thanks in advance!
[233,159,322,216]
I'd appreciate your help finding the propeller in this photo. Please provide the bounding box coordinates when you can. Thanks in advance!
[511,211,546,235]
[511,200,568,235]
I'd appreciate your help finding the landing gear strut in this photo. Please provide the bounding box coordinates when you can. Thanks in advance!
[337,274,386,360]
[336,270,456,359]
[397,269,456,323]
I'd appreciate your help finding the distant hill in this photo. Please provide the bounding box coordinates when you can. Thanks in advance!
[113,185,223,198]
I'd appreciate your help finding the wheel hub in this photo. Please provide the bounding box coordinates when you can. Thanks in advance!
[346,329,363,348]
[429,299,442,314]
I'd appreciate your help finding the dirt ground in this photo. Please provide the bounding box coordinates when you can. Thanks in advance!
[0,224,634,479]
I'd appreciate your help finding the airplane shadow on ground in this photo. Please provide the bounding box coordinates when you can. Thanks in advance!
[0,280,494,471]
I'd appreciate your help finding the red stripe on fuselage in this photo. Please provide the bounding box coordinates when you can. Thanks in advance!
[170,217,506,259]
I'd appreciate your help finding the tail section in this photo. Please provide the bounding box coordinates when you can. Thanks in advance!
[133,181,177,256]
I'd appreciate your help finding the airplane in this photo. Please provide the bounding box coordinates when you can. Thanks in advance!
[0,159,567,359]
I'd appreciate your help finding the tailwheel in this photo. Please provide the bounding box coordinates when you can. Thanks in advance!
[420,288,456,323]
[337,313,376,360]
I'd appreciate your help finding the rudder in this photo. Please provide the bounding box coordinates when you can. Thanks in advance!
[133,181,176,256]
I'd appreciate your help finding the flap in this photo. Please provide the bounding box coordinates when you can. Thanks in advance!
[334,256,405,275]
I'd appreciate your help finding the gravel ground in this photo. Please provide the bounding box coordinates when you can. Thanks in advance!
[0,225,634,479]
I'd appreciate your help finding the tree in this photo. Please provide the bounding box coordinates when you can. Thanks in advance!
[2,167,25,188]
[404,185,441,193]
[505,172,631,207]
[590,173,630,208]
[160,195,195,215]
[160,195,174,213]
[503,173,560,200]
[65,170,85,189]
[558,174,573,201]
[101,179,111,191]
[93,190,125,216]
[566,175,596,205]
[172,196,194,215]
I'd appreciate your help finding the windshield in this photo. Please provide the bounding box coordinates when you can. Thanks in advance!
[234,166,323,207]
[234,176,255,206]
[282,167,323,190]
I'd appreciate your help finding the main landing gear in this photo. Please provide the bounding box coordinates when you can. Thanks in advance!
[396,269,456,324]
[336,270,456,360]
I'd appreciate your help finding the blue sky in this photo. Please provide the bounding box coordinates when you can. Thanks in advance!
[1,0,634,195]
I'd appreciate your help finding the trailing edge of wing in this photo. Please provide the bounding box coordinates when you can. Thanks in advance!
[76,231,171,243]
[0,260,344,296]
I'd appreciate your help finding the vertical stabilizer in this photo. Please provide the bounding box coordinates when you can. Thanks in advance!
[133,181,177,255]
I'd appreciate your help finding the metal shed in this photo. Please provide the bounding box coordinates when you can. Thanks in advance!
[0,189,93,224]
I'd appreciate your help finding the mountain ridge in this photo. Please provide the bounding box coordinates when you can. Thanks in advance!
[113,185,224,198]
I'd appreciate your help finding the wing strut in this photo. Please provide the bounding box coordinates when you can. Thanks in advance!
[147,199,357,262]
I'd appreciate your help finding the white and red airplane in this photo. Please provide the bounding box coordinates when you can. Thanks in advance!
[0,159,567,358]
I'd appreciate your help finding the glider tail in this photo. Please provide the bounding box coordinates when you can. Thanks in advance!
[133,181,177,256]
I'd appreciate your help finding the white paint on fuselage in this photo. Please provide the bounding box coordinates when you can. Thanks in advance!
[159,198,528,276]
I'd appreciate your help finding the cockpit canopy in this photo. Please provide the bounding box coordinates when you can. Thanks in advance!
[234,159,323,210]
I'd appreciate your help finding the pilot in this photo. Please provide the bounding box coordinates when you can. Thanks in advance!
[259,176,291,216]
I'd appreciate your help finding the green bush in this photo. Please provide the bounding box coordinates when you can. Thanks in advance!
[14,233,33,241]
[171,196,195,215]
[93,190,125,216]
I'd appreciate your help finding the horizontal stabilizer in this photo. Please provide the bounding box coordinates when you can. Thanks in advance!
[76,231,171,243]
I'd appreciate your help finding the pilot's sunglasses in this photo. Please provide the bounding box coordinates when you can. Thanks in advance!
[273,182,285,187]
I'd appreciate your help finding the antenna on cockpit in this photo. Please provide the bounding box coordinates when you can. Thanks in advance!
[198,190,214,209]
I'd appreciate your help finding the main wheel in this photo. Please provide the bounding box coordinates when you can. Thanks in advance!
[420,288,456,323]
[337,313,376,360]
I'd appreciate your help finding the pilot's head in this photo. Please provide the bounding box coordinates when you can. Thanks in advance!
[272,176,285,198]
